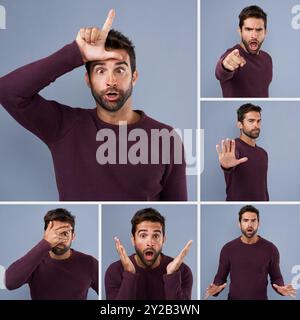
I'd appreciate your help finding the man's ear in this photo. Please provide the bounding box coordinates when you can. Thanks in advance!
[132,70,139,87]
[237,121,243,129]
[238,27,242,37]
[85,72,91,88]
[131,235,135,247]
[72,232,76,241]
[163,235,166,244]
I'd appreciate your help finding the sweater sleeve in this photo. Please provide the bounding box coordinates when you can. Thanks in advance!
[269,245,284,294]
[163,264,193,300]
[90,257,99,294]
[0,41,84,145]
[213,245,230,296]
[5,239,51,290]
[105,264,140,300]
[159,132,187,201]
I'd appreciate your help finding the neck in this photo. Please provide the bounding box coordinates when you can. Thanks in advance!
[134,254,162,269]
[96,99,140,125]
[239,134,256,147]
[49,249,72,260]
[241,235,259,244]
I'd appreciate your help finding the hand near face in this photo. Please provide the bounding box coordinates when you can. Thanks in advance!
[43,221,72,248]
[273,284,296,298]
[216,139,248,169]
[205,283,227,299]
[222,49,246,71]
[76,9,123,63]
[166,240,192,275]
[114,237,136,274]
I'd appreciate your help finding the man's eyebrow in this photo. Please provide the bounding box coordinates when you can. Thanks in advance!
[137,229,162,234]
[115,61,129,67]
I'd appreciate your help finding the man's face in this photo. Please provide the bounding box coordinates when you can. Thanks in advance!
[238,111,261,139]
[239,211,259,239]
[239,17,266,54]
[131,221,165,268]
[51,220,74,256]
[86,49,138,112]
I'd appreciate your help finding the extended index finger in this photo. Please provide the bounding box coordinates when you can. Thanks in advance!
[101,9,115,36]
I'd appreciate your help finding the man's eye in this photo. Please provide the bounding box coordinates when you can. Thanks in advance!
[116,68,125,74]
[95,69,104,74]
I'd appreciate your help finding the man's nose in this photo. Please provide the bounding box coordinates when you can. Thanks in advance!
[106,72,117,86]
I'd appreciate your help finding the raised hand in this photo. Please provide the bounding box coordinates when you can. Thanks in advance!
[216,138,248,169]
[114,237,136,274]
[76,9,123,63]
[43,221,72,248]
[166,240,192,275]
[222,49,246,71]
[273,284,296,298]
[205,283,227,299]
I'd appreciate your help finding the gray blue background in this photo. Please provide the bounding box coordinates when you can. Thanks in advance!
[0,0,197,200]
[201,204,300,300]
[102,204,197,299]
[201,0,300,97]
[201,101,300,201]
[0,204,98,300]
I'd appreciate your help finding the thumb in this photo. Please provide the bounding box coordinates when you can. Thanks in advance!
[273,283,279,289]
[236,157,248,165]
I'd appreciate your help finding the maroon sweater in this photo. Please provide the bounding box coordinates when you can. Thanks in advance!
[223,138,269,201]
[0,42,187,201]
[5,240,98,300]
[213,237,284,300]
[215,44,272,97]
[105,253,193,300]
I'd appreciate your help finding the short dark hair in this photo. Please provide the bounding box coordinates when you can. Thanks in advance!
[44,208,75,233]
[238,205,260,222]
[131,208,165,237]
[237,103,261,122]
[85,29,136,75]
[239,5,267,30]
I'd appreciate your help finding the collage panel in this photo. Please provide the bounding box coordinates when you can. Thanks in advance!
[0,0,197,201]
[201,0,300,98]
[101,204,198,300]
[201,100,300,201]
[0,204,99,300]
[201,204,300,300]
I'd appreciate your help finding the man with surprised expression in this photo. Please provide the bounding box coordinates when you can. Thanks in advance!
[105,207,193,300]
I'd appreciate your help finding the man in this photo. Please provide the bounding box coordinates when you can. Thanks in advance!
[105,207,193,300]
[0,9,187,201]
[215,5,272,97]
[216,103,269,201]
[205,205,296,300]
[5,208,98,300]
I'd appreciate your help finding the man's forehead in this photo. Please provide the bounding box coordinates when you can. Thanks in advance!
[243,17,265,28]
[244,111,261,119]
[241,211,257,219]
[52,220,71,226]
[136,221,163,233]
[90,50,130,68]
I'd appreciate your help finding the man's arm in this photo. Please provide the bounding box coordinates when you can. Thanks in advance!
[0,9,119,145]
[5,221,71,290]
[91,257,99,294]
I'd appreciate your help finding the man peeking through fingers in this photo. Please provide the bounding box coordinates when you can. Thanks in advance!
[105,207,193,300]
[215,5,272,97]
[216,103,269,201]
[5,209,98,299]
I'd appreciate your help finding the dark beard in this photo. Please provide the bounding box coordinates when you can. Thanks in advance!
[241,228,257,239]
[91,84,133,113]
[135,247,161,268]
[242,38,263,55]
[51,244,71,256]
[242,128,260,139]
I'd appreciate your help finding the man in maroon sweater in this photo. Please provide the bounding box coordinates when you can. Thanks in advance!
[5,208,98,299]
[216,103,269,201]
[205,205,296,300]
[0,9,187,201]
[105,207,193,300]
[215,5,272,97]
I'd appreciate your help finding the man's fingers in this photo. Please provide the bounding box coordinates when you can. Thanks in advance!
[178,240,193,260]
[236,157,248,165]
[90,27,100,44]
[232,49,240,57]
[101,9,115,37]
